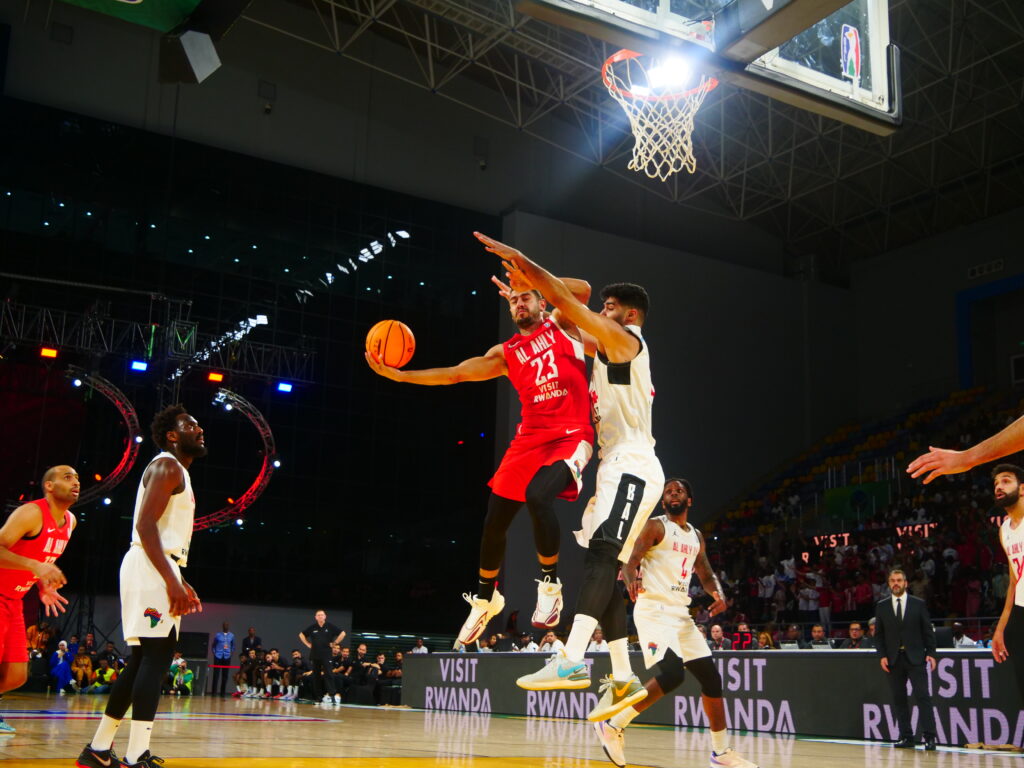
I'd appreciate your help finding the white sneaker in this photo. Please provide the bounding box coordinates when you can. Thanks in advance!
[333,693,342,704]
[516,650,590,691]
[593,720,626,767]
[532,577,563,628]
[457,589,505,645]
[322,694,333,704]
[588,675,648,722]
[710,748,759,768]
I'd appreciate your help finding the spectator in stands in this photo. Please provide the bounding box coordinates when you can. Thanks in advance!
[386,652,403,681]
[67,634,80,657]
[757,631,776,650]
[839,621,874,649]
[587,628,609,652]
[515,632,539,652]
[951,622,976,647]
[163,652,185,694]
[475,637,491,652]
[242,626,262,656]
[100,641,124,672]
[867,617,877,639]
[409,637,429,654]
[539,631,564,653]
[854,578,874,617]
[708,625,732,650]
[26,620,52,654]
[84,658,117,694]
[817,581,833,633]
[779,624,809,649]
[70,649,92,692]
[171,660,194,696]
[80,632,98,662]
[50,640,73,695]
[808,624,831,648]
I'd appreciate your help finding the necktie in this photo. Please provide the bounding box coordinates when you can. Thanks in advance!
[896,598,903,622]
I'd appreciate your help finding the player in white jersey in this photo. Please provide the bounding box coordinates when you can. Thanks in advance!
[474,233,663,721]
[992,464,1024,704]
[78,404,205,768]
[592,479,758,768]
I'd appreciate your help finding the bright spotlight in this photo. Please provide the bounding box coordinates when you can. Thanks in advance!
[235,518,243,526]
[648,57,691,89]
[224,403,233,412]
[208,372,224,383]
[40,347,58,359]
[72,378,82,388]
[130,360,148,372]
[102,498,112,506]
[272,459,281,468]
[276,382,293,393]
[134,436,144,444]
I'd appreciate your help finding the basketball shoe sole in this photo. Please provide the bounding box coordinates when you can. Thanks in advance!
[457,589,505,645]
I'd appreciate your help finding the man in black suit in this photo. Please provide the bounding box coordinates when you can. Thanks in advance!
[874,568,937,750]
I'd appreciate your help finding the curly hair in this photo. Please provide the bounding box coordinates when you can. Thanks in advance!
[600,282,649,318]
[151,403,189,451]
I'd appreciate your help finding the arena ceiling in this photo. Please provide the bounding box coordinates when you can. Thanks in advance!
[244,0,1022,275]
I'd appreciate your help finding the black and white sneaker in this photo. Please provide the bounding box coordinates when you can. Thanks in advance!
[120,751,165,767]
[75,745,119,768]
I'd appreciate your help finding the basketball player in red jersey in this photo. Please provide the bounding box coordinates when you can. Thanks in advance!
[366,279,595,644]
[0,465,78,734]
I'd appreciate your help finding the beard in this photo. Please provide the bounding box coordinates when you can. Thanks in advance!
[181,440,208,458]
[995,488,1020,508]
[890,585,905,596]
[515,311,540,330]
[663,500,686,515]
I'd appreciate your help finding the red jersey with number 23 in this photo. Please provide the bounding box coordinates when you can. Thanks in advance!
[0,499,73,600]
[488,318,594,503]
[505,318,592,430]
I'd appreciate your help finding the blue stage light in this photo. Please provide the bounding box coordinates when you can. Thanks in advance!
[277,382,293,393]
[130,360,148,372]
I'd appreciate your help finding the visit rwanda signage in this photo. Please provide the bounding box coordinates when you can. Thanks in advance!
[405,650,1020,746]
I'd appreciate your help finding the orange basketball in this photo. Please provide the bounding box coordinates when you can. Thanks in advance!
[366,320,416,368]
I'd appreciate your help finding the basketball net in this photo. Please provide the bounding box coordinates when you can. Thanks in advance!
[602,49,718,181]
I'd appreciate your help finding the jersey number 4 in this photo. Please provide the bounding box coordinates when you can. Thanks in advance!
[680,557,690,582]
[530,350,559,386]
[1014,556,1024,581]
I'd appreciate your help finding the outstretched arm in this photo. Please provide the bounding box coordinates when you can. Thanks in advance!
[365,343,506,385]
[693,530,726,616]
[476,233,638,362]
[907,414,1024,484]
[622,518,665,602]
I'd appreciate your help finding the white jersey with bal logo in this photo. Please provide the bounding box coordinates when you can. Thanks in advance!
[130,451,195,565]
[590,324,655,456]
[637,515,701,609]
[999,515,1024,608]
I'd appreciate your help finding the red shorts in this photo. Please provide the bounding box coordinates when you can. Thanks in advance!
[0,594,28,664]
[489,424,594,503]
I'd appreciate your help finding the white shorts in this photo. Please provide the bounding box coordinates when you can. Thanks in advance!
[120,546,182,646]
[574,446,664,563]
[634,600,711,669]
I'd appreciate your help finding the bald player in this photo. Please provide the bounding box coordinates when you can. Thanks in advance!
[0,466,78,734]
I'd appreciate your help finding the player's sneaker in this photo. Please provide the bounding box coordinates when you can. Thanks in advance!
[531,577,563,628]
[516,650,590,690]
[592,720,626,767]
[120,750,165,767]
[457,589,505,645]
[0,718,15,734]
[587,675,648,721]
[75,745,119,768]
[321,694,333,704]
[710,748,759,768]
[333,693,341,705]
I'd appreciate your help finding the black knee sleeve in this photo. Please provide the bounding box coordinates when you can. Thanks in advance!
[653,649,686,693]
[104,631,177,721]
[479,494,522,571]
[599,582,627,641]
[575,540,621,620]
[685,656,723,698]
[524,463,572,558]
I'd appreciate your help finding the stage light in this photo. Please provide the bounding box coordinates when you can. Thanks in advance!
[277,382,293,393]
[648,57,692,89]
[228,498,235,504]
[102,497,111,505]
[94,474,102,481]
[72,378,82,388]
[130,361,148,372]
[40,347,58,358]
[134,436,144,444]
[272,459,281,468]
[208,372,224,382]
[235,518,243,526]
[224,403,233,411]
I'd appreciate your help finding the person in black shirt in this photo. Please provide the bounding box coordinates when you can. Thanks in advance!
[241,627,262,656]
[283,649,310,701]
[839,621,875,649]
[299,610,346,704]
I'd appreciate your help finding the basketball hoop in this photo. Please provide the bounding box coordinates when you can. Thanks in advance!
[602,49,718,180]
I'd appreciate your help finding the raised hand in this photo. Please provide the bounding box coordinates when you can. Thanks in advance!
[39,584,69,617]
[906,446,973,484]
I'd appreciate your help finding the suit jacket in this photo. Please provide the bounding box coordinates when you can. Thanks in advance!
[874,594,936,666]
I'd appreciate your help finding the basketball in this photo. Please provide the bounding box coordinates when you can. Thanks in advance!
[366,319,416,368]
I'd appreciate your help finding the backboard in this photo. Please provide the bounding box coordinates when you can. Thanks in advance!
[517,0,901,135]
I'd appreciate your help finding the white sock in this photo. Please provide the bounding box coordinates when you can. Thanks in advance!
[711,728,729,754]
[608,638,632,680]
[611,705,640,730]
[125,720,154,763]
[564,614,598,661]
[236,684,243,692]
[90,714,122,751]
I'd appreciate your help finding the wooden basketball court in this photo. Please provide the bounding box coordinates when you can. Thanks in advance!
[0,691,1013,767]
